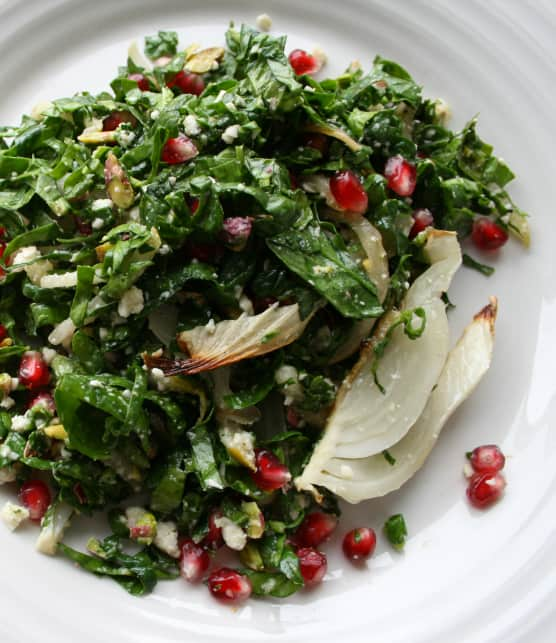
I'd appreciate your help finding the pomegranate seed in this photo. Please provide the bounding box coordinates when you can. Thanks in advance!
[297,547,327,587]
[0,324,7,342]
[28,391,56,414]
[384,155,417,197]
[329,170,368,214]
[18,352,50,390]
[289,171,298,189]
[294,511,337,548]
[342,527,377,561]
[288,49,320,76]
[168,70,205,95]
[188,197,200,214]
[185,242,223,264]
[128,73,149,91]
[221,217,253,247]
[250,448,291,492]
[469,445,506,475]
[208,568,252,603]
[471,217,508,251]
[286,407,300,427]
[74,216,93,236]
[179,539,210,582]
[161,134,198,164]
[102,110,136,132]
[303,133,328,155]
[203,509,224,550]
[409,208,434,239]
[466,472,506,509]
[19,480,51,521]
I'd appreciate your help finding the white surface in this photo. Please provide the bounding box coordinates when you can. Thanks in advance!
[1,1,555,641]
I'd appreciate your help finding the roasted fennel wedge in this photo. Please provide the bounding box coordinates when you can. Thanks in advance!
[296,297,497,502]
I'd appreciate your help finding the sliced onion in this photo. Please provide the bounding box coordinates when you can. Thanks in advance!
[296,297,497,502]
[145,303,315,376]
[295,230,461,492]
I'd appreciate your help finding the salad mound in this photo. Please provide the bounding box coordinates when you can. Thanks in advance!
[0,24,527,600]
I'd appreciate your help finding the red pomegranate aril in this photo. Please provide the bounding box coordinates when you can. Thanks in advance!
[179,538,210,582]
[203,509,224,550]
[28,391,56,414]
[102,110,136,132]
[168,70,205,96]
[295,511,337,548]
[75,216,93,236]
[18,351,50,390]
[250,448,291,492]
[286,406,300,428]
[471,217,509,251]
[19,479,51,521]
[303,132,328,155]
[161,134,198,164]
[467,472,506,509]
[0,324,7,342]
[221,217,253,247]
[342,527,377,561]
[297,547,327,587]
[384,155,417,197]
[288,49,320,76]
[469,445,506,475]
[329,170,368,214]
[289,171,298,189]
[208,568,252,603]
[409,208,434,239]
[128,73,150,91]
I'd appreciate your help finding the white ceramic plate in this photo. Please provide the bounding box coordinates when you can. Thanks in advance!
[1,1,555,641]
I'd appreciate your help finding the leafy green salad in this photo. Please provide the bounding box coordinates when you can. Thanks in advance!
[0,23,528,601]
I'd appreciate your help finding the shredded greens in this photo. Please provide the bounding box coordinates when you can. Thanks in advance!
[0,23,527,600]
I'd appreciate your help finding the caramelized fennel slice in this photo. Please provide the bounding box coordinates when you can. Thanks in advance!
[295,229,462,481]
[145,304,314,375]
[295,297,497,503]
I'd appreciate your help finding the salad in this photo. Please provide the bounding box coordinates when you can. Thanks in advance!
[0,22,528,602]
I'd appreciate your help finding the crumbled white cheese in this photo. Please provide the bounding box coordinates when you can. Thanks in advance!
[40,271,78,289]
[153,521,180,558]
[312,46,327,69]
[117,129,136,147]
[221,124,240,144]
[158,244,170,256]
[206,318,216,335]
[0,444,20,462]
[11,246,53,285]
[118,286,144,318]
[219,425,256,469]
[256,13,272,31]
[41,347,57,365]
[10,413,32,433]
[214,516,247,551]
[91,218,105,230]
[275,364,304,406]
[183,114,201,136]
[0,465,17,484]
[122,389,132,400]
[238,294,254,316]
[150,109,160,120]
[92,198,113,211]
[48,318,76,349]
[0,396,15,410]
[1,502,30,531]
